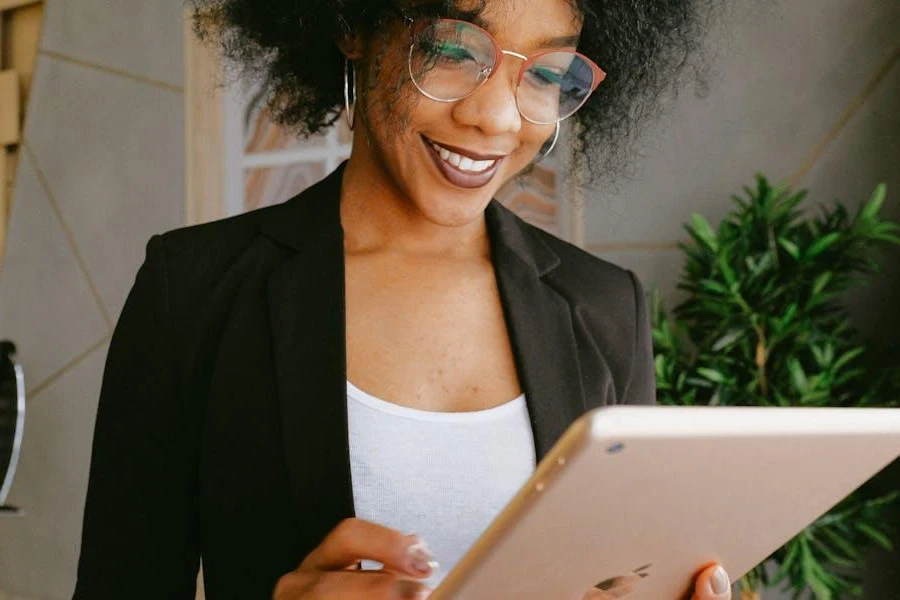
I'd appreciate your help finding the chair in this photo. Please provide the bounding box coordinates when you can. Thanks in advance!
[0,340,24,516]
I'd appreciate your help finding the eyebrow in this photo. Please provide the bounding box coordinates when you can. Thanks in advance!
[536,34,581,49]
[467,15,581,50]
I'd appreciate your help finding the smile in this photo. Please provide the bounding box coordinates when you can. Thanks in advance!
[421,135,507,189]
[430,142,498,173]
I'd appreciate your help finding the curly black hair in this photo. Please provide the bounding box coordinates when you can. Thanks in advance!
[190,0,718,185]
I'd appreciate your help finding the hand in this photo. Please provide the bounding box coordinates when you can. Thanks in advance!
[582,563,732,599]
[273,518,436,600]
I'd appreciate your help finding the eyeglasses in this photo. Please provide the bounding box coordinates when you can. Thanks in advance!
[406,18,606,125]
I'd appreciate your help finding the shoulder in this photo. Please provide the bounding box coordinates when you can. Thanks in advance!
[153,202,287,268]
[134,201,302,328]
[151,167,341,282]
[523,221,644,313]
[518,220,656,406]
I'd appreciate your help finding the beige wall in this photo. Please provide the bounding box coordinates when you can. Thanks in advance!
[0,0,898,598]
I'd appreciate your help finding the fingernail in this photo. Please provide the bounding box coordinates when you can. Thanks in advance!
[709,566,730,595]
[407,538,439,575]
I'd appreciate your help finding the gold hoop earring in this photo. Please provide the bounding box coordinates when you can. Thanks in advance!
[344,59,357,131]
[535,122,560,163]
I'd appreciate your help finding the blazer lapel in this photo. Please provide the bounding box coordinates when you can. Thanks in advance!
[485,201,587,462]
[263,168,356,548]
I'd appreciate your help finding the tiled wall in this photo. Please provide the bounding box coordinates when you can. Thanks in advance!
[0,0,898,599]
[587,1,900,331]
[0,0,185,598]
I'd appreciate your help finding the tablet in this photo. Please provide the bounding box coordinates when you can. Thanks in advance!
[430,406,900,600]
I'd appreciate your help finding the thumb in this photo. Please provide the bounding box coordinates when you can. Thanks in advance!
[693,565,731,600]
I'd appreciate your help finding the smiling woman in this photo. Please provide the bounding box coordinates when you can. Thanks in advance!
[72,1,730,599]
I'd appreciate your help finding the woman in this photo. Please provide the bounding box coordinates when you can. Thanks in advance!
[74,0,731,598]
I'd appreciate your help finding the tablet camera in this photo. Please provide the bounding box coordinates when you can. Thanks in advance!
[605,442,625,454]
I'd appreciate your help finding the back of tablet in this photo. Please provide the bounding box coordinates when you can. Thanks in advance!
[431,406,900,600]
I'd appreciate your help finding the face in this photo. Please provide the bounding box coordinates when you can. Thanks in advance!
[350,0,584,228]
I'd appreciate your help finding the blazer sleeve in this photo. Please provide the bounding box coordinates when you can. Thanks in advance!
[73,235,199,599]
[620,270,657,406]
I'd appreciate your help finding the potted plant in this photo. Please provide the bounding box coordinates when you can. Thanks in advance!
[651,176,900,599]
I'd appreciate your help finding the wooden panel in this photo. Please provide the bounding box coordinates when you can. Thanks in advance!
[184,8,225,227]
[0,147,9,275]
[0,69,20,144]
[1,2,43,105]
[0,0,41,11]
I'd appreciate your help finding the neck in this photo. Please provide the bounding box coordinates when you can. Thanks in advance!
[340,142,491,259]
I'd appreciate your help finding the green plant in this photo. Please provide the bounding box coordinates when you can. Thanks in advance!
[652,176,900,599]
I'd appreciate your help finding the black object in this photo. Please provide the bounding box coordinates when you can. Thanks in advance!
[0,340,24,511]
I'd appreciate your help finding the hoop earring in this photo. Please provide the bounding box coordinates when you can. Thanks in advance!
[344,59,357,131]
[535,122,560,163]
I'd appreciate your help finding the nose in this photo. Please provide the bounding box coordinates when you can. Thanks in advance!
[451,56,523,136]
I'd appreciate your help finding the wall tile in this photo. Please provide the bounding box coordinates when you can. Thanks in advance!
[799,61,900,344]
[0,152,108,389]
[24,55,184,320]
[40,0,183,88]
[0,342,108,600]
[584,0,900,245]
[0,592,41,600]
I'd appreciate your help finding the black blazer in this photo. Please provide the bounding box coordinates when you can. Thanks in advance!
[73,164,655,599]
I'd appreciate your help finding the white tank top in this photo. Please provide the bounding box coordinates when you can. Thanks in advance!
[346,380,537,589]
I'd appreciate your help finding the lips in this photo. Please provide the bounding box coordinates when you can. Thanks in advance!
[422,135,506,189]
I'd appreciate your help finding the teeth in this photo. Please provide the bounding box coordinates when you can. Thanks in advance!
[430,142,499,174]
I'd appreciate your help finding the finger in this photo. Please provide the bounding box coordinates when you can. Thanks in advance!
[301,518,438,578]
[692,564,731,600]
[275,569,432,600]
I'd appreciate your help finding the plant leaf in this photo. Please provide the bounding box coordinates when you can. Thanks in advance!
[690,214,718,251]
[855,523,893,550]
[697,367,727,384]
[812,272,833,297]
[860,183,887,221]
[779,237,801,259]
[712,329,744,352]
[805,232,842,259]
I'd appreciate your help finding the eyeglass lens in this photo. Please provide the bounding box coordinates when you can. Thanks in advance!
[408,20,599,124]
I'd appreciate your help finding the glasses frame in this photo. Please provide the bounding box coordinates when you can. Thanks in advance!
[405,18,607,125]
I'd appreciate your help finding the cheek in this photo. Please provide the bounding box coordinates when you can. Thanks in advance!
[511,124,556,164]
[356,35,420,137]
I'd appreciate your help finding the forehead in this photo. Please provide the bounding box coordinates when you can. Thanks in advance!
[450,0,583,47]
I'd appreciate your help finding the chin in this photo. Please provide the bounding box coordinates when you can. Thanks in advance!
[407,156,525,229]
[410,186,496,228]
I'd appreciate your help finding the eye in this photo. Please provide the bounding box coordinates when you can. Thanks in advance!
[525,65,564,87]
[424,40,477,64]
